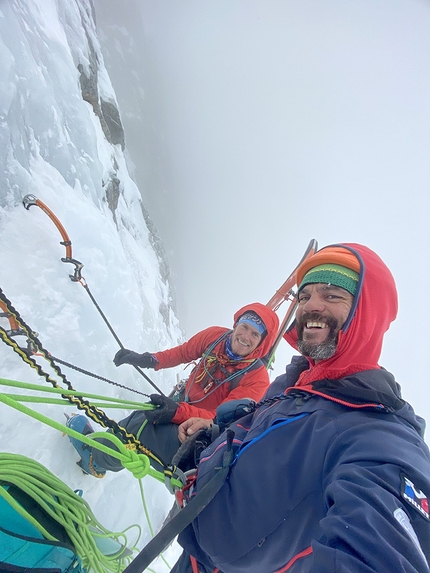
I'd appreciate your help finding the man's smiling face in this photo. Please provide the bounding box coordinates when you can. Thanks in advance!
[295,283,354,362]
[230,322,262,356]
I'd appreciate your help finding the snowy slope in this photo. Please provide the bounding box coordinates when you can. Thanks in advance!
[0,1,183,570]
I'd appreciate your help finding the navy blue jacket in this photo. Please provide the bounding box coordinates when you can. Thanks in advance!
[177,356,430,572]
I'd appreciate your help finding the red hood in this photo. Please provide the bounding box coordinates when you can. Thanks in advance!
[284,243,398,385]
[233,302,279,359]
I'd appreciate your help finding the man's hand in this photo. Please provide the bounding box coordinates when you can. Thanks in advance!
[145,394,178,425]
[178,417,213,443]
[113,349,157,369]
[171,427,217,472]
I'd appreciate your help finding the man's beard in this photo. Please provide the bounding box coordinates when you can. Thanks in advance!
[296,313,339,361]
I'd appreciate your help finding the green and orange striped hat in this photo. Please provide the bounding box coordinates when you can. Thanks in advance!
[297,247,361,296]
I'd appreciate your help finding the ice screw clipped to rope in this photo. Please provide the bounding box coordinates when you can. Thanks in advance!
[21,194,165,396]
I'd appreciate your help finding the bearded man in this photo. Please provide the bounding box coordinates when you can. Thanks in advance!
[172,243,430,573]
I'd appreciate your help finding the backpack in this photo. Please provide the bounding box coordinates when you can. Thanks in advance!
[0,483,85,573]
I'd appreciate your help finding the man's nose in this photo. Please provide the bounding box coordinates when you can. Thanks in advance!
[301,293,325,312]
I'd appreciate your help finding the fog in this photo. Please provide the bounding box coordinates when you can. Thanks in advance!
[93,0,430,431]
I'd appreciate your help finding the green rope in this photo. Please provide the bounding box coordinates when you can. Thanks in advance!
[0,322,172,469]
[138,479,172,571]
[0,392,183,490]
[0,453,141,573]
[0,375,179,476]
[0,385,175,570]
[1,395,146,408]
[0,377,151,409]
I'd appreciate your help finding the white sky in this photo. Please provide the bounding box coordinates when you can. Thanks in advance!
[94,0,430,430]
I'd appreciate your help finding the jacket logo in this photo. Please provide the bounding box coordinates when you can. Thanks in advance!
[401,475,429,520]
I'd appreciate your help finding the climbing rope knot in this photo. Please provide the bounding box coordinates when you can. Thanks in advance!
[121,449,151,479]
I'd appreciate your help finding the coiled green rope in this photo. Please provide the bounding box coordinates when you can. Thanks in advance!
[0,453,141,573]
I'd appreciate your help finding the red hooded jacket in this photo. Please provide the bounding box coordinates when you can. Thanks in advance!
[284,243,398,386]
[152,302,279,424]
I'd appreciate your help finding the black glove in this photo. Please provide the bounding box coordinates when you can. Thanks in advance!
[113,349,157,369]
[145,394,178,425]
[171,425,220,472]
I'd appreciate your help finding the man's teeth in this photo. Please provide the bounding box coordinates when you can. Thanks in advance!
[306,321,328,329]
[238,339,248,346]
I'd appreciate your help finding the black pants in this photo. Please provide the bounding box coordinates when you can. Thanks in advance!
[91,410,181,473]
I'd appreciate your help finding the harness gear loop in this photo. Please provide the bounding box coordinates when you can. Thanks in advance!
[175,470,197,509]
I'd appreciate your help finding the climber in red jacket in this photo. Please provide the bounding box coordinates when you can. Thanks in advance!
[67,302,279,476]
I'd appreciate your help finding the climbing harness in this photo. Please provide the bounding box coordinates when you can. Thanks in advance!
[22,194,165,396]
[179,331,264,404]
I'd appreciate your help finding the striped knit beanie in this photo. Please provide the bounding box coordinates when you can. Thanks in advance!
[297,247,361,296]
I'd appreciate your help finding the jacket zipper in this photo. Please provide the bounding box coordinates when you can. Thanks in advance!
[287,387,386,411]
